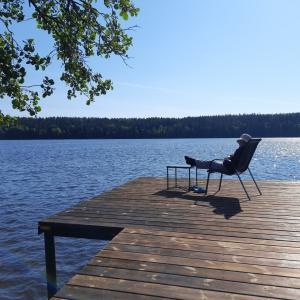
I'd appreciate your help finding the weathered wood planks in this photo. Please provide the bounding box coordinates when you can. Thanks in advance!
[38,177,300,299]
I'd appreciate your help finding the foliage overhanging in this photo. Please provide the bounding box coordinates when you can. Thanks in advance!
[0,0,139,124]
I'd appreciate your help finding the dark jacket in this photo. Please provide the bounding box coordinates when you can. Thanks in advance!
[223,146,245,174]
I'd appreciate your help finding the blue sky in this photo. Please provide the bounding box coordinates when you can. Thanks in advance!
[2,0,300,117]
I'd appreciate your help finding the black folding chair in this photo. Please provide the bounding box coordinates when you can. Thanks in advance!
[205,138,262,200]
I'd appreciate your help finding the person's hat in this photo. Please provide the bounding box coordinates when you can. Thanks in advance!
[237,133,252,143]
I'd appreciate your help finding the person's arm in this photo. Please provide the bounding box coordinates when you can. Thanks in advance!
[230,147,243,166]
[225,151,236,161]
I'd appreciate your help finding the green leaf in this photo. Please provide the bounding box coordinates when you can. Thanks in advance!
[0,0,139,123]
[120,11,129,20]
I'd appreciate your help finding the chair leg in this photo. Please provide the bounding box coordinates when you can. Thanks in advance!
[248,168,262,195]
[218,173,223,191]
[188,167,191,191]
[236,172,251,200]
[205,172,210,194]
[167,167,169,190]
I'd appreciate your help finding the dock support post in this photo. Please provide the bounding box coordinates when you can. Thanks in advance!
[44,231,57,299]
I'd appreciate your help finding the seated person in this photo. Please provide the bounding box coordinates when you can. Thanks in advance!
[185,133,252,174]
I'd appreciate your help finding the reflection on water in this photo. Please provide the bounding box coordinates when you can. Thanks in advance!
[0,138,299,299]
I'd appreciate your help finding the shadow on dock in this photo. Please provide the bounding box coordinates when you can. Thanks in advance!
[155,189,242,219]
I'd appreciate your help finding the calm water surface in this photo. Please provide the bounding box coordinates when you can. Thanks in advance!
[0,138,299,299]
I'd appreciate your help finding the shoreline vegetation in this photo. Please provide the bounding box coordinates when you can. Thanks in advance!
[1,113,300,140]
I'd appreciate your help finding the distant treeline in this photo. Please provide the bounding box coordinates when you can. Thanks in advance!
[1,113,300,139]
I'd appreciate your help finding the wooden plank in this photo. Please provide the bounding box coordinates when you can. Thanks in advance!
[64,204,300,219]
[49,207,300,230]
[58,206,300,225]
[88,256,300,289]
[113,232,300,254]
[43,215,300,242]
[79,265,300,300]
[105,243,300,268]
[68,274,277,300]
[98,249,300,278]
[56,285,169,300]
[123,228,300,248]
[53,211,300,232]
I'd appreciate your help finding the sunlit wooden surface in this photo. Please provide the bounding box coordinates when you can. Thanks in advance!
[40,177,300,300]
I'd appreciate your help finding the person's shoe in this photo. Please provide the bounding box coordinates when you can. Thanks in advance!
[185,156,196,167]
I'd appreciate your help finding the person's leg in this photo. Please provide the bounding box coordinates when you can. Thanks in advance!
[195,159,211,169]
[209,161,226,172]
[185,156,225,171]
[184,156,196,167]
[185,156,211,169]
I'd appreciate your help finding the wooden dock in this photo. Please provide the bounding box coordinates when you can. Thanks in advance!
[39,177,300,300]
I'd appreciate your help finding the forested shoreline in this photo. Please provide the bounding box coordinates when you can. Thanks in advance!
[1,113,300,139]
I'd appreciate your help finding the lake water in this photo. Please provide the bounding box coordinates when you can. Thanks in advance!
[1,138,300,299]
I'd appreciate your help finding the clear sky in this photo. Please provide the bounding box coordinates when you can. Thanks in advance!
[2,0,300,118]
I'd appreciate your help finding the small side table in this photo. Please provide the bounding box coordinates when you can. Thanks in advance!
[167,165,198,191]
